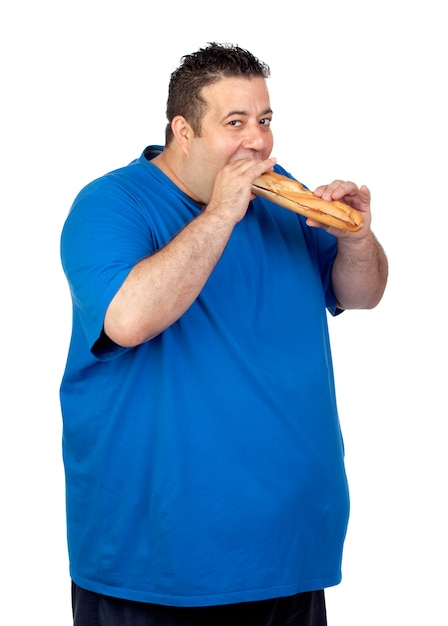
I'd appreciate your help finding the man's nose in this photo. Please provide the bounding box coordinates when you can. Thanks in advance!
[242,123,269,151]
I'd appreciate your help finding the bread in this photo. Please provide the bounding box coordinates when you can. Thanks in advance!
[252,171,364,232]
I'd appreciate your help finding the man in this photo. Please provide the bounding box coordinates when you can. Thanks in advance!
[60,43,388,625]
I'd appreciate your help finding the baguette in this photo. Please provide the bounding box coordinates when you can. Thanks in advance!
[252,171,364,232]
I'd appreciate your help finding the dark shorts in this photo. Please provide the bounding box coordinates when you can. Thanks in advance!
[72,581,327,626]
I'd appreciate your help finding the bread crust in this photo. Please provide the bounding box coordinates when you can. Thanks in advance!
[252,172,364,232]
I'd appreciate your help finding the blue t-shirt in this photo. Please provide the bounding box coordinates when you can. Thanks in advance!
[60,146,350,606]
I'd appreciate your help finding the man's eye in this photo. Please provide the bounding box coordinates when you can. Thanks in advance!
[260,118,271,126]
[229,120,242,127]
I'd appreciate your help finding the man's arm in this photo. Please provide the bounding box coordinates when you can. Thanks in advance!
[103,208,234,347]
[311,181,388,310]
[332,230,388,309]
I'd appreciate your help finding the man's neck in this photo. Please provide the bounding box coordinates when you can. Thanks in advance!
[152,149,204,206]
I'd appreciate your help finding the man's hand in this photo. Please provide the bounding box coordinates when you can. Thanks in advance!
[308,180,372,239]
[205,157,277,224]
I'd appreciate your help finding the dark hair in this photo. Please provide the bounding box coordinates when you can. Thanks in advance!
[164,42,270,145]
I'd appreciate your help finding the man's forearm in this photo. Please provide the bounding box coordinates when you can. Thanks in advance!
[103,209,235,348]
[332,232,388,310]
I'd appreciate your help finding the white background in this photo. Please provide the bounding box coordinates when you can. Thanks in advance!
[1,1,447,623]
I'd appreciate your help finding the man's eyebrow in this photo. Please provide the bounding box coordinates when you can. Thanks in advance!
[221,107,273,122]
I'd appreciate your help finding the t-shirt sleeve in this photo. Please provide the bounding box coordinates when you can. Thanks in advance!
[272,164,342,316]
[310,226,342,316]
[60,178,154,356]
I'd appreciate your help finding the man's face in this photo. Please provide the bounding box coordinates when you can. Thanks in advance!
[185,76,274,203]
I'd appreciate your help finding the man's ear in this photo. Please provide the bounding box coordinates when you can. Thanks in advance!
[171,116,194,155]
